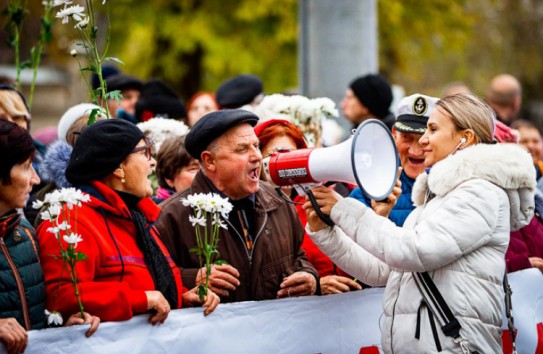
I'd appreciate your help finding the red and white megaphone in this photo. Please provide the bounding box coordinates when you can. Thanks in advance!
[262,119,399,200]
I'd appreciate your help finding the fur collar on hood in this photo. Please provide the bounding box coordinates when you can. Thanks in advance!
[40,140,73,189]
[412,143,535,231]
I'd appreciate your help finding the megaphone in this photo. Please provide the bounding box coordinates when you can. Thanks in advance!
[262,119,399,200]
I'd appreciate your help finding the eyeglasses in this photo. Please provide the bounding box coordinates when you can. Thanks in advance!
[131,138,155,160]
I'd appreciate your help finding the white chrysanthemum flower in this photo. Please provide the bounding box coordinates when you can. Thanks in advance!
[75,16,89,29]
[137,118,189,152]
[47,226,59,235]
[63,233,83,246]
[57,221,72,231]
[48,204,62,218]
[32,200,44,210]
[45,310,64,326]
[51,0,73,8]
[55,5,85,24]
[189,215,206,227]
[44,190,61,204]
[212,213,228,229]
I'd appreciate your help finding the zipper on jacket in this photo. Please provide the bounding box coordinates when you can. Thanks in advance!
[224,210,268,266]
[0,237,32,330]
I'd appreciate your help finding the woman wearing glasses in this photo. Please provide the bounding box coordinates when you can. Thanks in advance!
[36,119,219,325]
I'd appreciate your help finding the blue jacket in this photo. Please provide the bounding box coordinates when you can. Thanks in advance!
[348,170,415,226]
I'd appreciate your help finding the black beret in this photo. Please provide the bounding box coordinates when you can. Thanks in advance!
[349,74,393,119]
[66,119,145,185]
[185,109,259,159]
[216,74,263,109]
[135,79,186,122]
[105,74,143,93]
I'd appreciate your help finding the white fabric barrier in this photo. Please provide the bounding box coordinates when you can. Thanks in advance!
[7,268,543,354]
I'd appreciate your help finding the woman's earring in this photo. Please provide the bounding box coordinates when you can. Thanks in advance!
[121,178,126,184]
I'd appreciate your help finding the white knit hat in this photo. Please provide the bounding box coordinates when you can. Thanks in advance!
[57,103,104,142]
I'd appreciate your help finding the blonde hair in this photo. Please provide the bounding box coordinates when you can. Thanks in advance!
[0,90,30,120]
[436,94,495,144]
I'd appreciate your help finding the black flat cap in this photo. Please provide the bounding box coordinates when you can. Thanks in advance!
[135,79,186,122]
[66,119,145,185]
[216,74,263,109]
[185,109,259,159]
[349,74,393,119]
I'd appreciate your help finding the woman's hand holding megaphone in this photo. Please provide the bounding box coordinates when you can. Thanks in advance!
[303,186,343,232]
[370,167,403,218]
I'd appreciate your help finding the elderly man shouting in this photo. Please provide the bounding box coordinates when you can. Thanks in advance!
[156,109,319,303]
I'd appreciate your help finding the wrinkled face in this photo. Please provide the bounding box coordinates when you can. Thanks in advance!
[394,130,426,179]
[188,95,218,127]
[518,127,543,164]
[167,159,200,193]
[119,89,141,115]
[121,139,156,199]
[340,88,366,125]
[208,123,262,200]
[419,107,464,167]
[0,158,40,214]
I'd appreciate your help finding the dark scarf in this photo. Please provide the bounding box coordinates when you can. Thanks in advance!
[116,191,178,308]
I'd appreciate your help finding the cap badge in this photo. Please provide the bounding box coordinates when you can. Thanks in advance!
[413,96,428,116]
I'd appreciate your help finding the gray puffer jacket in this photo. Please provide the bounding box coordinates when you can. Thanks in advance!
[308,143,535,353]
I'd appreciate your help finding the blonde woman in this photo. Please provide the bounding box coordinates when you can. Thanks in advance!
[304,94,535,353]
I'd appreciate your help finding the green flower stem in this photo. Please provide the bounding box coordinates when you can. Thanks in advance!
[28,42,42,109]
[67,248,85,319]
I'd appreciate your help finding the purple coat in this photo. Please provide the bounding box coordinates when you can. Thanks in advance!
[506,215,543,272]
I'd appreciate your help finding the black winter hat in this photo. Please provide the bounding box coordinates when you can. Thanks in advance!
[135,79,186,122]
[349,74,393,119]
[91,65,120,90]
[105,74,143,93]
[185,109,259,159]
[216,74,263,109]
[66,119,145,185]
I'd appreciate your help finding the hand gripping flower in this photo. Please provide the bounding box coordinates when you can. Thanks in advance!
[33,187,91,323]
[181,193,233,301]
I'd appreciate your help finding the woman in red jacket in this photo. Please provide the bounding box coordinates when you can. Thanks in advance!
[255,119,361,295]
[37,119,219,324]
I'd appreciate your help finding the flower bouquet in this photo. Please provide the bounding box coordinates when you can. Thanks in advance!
[33,187,90,322]
[181,193,233,301]
[258,94,339,147]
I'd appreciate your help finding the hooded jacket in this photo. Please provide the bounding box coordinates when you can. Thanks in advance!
[307,143,535,353]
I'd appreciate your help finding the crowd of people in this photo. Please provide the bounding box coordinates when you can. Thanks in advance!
[0,68,542,353]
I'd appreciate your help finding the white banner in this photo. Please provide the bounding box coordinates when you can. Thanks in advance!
[4,268,542,354]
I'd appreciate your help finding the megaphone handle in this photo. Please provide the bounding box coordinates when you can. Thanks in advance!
[304,187,335,227]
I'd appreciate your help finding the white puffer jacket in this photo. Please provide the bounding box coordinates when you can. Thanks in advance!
[308,143,535,354]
